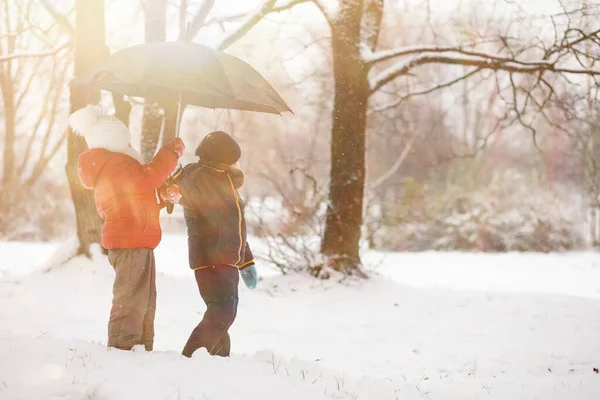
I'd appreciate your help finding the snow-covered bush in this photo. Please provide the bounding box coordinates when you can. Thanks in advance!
[0,179,74,241]
[245,196,327,275]
[370,169,586,252]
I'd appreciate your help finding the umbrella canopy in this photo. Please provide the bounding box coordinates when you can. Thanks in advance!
[70,41,292,115]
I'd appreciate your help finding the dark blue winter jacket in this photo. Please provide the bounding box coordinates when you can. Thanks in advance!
[176,161,255,271]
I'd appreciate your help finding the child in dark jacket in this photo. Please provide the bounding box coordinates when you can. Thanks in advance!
[174,131,258,358]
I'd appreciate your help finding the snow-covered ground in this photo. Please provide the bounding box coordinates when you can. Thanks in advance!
[1,236,600,399]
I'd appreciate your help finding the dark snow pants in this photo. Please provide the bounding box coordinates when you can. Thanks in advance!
[182,266,239,358]
[107,248,157,351]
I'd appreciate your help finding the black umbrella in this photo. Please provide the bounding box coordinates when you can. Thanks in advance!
[70,41,293,136]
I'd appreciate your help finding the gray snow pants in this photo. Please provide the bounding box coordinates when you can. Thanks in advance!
[107,248,157,351]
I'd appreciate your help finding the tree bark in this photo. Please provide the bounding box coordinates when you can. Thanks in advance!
[141,0,167,163]
[112,92,132,126]
[161,102,178,144]
[362,0,383,52]
[321,0,369,276]
[66,0,107,257]
[0,20,17,188]
[141,103,164,162]
[0,66,16,187]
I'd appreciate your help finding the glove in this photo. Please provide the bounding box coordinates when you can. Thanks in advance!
[166,164,183,186]
[164,138,185,158]
[159,184,182,204]
[164,164,183,215]
[240,264,258,290]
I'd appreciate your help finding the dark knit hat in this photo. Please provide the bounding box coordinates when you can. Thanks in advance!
[195,131,241,165]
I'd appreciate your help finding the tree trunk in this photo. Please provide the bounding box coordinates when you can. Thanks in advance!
[161,102,178,145]
[66,0,107,257]
[141,103,163,162]
[0,31,17,188]
[0,66,17,219]
[321,1,369,276]
[141,0,167,163]
[112,92,132,126]
[0,72,16,187]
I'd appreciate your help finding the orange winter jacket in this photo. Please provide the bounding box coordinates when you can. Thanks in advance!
[78,147,178,249]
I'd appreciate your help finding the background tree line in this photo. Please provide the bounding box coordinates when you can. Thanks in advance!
[1,0,600,277]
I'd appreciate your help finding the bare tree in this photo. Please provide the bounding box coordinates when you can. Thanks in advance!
[25,0,600,272]
[0,1,72,231]
[65,0,109,256]
[139,0,303,158]
[131,0,600,275]
[140,0,167,162]
[239,0,600,276]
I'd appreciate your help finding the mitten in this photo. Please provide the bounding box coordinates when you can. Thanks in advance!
[159,184,182,204]
[164,138,185,158]
[240,264,258,290]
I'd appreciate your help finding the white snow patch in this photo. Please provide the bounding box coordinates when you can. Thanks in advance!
[1,237,600,399]
[40,235,81,273]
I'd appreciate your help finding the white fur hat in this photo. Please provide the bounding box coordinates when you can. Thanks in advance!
[68,105,131,153]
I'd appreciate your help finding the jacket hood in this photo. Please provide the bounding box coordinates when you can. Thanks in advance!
[69,105,142,161]
[199,160,244,189]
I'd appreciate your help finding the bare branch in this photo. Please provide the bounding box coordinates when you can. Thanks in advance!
[545,28,600,59]
[507,72,542,152]
[215,0,312,50]
[38,0,75,40]
[0,41,70,63]
[369,76,498,191]
[366,28,600,68]
[201,0,314,35]
[31,61,69,180]
[282,36,329,62]
[310,0,336,22]
[361,0,383,52]
[370,53,600,94]
[186,0,216,40]
[15,56,44,109]
[368,67,483,106]
[216,0,277,50]
[365,39,509,65]
[18,62,63,178]
[370,131,418,189]
[26,132,67,186]
[178,0,188,40]
[272,0,311,13]
[204,0,310,24]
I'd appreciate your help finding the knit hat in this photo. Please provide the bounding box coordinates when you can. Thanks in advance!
[195,131,241,165]
[68,105,142,163]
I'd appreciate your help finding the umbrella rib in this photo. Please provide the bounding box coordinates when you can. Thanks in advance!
[210,51,235,97]
[70,42,291,115]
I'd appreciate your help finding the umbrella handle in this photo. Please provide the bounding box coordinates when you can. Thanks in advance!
[175,93,183,138]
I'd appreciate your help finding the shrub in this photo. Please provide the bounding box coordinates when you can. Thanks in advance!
[0,179,74,241]
[370,169,586,252]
